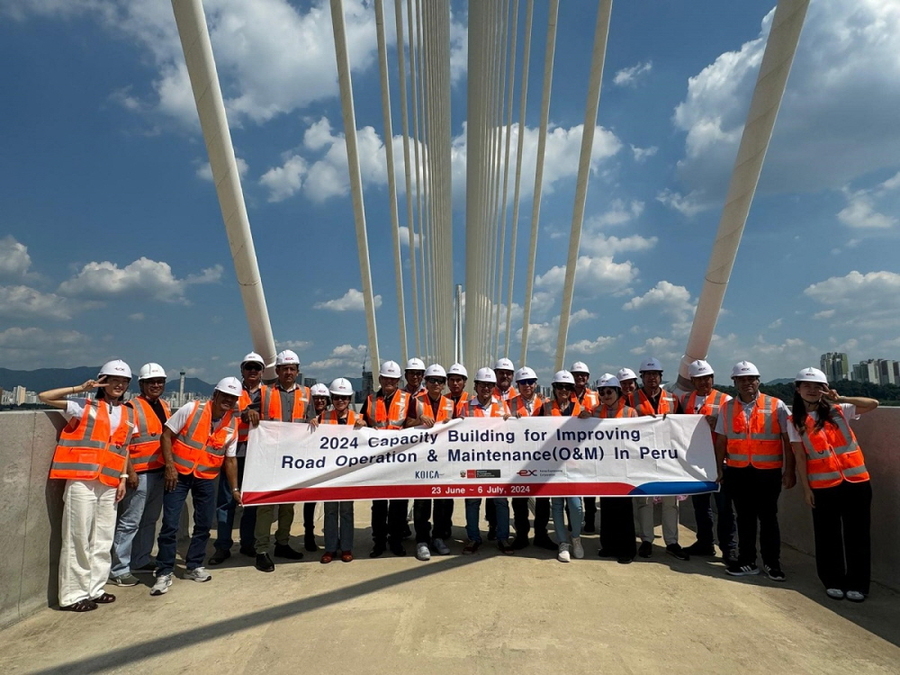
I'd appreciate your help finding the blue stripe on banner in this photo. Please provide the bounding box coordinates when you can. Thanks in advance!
[629,481,719,495]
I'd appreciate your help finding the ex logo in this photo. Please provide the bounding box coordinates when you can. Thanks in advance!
[517,469,537,477]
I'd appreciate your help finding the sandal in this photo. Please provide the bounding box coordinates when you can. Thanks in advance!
[61,599,98,612]
[92,592,116,604]
[320,551,335,564]
[340,551,353,563]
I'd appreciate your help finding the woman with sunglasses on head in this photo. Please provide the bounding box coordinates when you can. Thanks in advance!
[788,367,878,603]
[40,360,135,612]
[301,383,333,553]
[590,374,639,564]
[316,378,364,564]
[537,370,584,562]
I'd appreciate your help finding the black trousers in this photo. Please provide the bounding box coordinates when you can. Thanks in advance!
[726,466,782,567]
[812,480,872,595]
[303,502,316,533]
[511,497,550,538]
[413,499,454,542]
[485,497,496,526]
[691,488,736,553]
[371,499,409,545]
[599,497,636,558]
[583,497,597,527]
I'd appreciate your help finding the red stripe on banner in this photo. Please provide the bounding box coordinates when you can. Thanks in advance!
[242,482,638,505]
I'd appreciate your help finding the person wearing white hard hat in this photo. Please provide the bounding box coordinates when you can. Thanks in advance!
[617,367,638,401]
[570,362,599,532]
[300,383,334,552]
[590,374,639,564]
[714,361,795,580]
[457,367,514,554]
[679,360,736,561]
[364,360,420,558]
[40,360,135,611]
[249,350,311,572]
[108,363,171,587]
[508,367,553,550]
[150,377,240,597]
[404,357,426,396]
[446,363,470,415]
[535,371,585,562]
[788,368,878,602]
[631,358,688,561]
[209,352,264,566]
[492,357,518,402]
[318,378,365,564]
[412,364,456,560]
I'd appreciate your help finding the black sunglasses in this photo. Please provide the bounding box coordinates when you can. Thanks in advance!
[553,384,575,391]
[425,377,446,385]
[517,378,537,386]
[599,388,618,395]
[242,364,263,372]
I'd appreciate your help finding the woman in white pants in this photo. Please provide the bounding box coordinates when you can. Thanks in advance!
[40,360,134,612]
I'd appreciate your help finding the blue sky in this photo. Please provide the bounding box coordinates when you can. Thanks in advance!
[1,0,899,386]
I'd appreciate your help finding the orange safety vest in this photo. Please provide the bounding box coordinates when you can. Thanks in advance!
[493,385,518,402]
[127,396,171,472]
[631,389,679,416]
[450,392,470,417]
[723,394,784,470]
[366,391,412,429]
[260,384,310,422]
[170,401,237,480]
[49,400,134,487]
[509,394,543,417]
[795,406,869,489]
[319,409,362,425]
[541,399,584,417]
[576,388,599,412]
[594,400,638,419]
[682,389,729,443]
[237,388,257,444]
[462,397,509,417]
[421,395,456,423]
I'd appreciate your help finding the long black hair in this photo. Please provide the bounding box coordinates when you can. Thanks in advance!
[791,386,835,435]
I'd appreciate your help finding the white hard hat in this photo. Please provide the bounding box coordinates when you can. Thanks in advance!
[138,363,166,381]
[310,383,331,397]
[241,351,265,367]
[597,373,621,389]
[617,367,638,382]
[215,376,242,397]
[474,367,497,384]
[380,360,402,378]
[795,367,828,385]
[493,357,515,371]
[731,361,761,378]
[447,363,468,379]
[424,364,447,379]
[275,350,300,366]
[329,378,354,396]
[98,360,132,380]
[639,357,664,373]
[552,370,575,385]
[570,361,590,375]
[688,360,714,378]
[515,366,537,382]
[405,358,426,371]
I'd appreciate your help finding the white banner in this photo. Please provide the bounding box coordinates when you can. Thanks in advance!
[242,415,718,504]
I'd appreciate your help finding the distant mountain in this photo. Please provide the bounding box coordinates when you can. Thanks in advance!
[765,378,795,385]
[0,366,214,395]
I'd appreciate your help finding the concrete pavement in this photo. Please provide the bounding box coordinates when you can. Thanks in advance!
[1,504,898,675]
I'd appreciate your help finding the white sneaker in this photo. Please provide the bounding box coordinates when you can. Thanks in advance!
[825,588,845,600]
[572,537,584,559]
[433,538,450,555]
[415,543,431,561]
[846,590,865,602]
[184,566,212,583]
[558,542,571,563]
[150,572,173,596]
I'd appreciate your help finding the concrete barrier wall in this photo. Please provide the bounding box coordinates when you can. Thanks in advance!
[2,407,898,629]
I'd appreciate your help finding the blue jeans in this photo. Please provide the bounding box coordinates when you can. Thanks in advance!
[552,497,583,543]
[213,456,256,551]
[111,470,164,577]
[324,501,354,552]
[464,498,509,543]
[156,473,216,574]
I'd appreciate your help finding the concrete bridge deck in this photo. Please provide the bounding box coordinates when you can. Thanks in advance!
[1,511,898,675]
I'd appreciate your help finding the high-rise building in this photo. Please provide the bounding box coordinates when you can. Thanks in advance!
[878,359,898,386]
[820,352,849,382]
[852,359,879,383]
[13,385,27,406]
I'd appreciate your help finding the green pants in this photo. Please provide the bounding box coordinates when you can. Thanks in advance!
[254,504,295,553]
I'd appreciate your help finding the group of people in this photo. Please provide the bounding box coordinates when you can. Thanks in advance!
[40,350,879,612]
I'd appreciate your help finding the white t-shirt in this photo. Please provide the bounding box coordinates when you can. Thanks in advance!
[64,398,124,429]
[786,403,858,443]
[165,401,239,458]
[714,395,790,436]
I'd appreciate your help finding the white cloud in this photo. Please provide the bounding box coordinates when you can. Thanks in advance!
[398,226,421,249]
[613,60,652,87]
[813,309,835,320]
[196,157,249,182]
[277,339,312,351]
[260,156,308,202]
[305,343,367,373]
[629,337,678,364]
[581,233,657,257]
[129,312,144,321]
[588,199,644,228]
[567,335,617,355]
[836,173,900,229]
[671,1,900,198]
[0,285,77,320]
[0,236,32,278]
[535,256,637,297]
[58,258,222,303]
[623,281,694,319]
[656,188,713,217]
[630,145,658,162]
[313,288,382,311]
[804,270,900,329]
[516,310,595,356]
[0,326,93,367]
